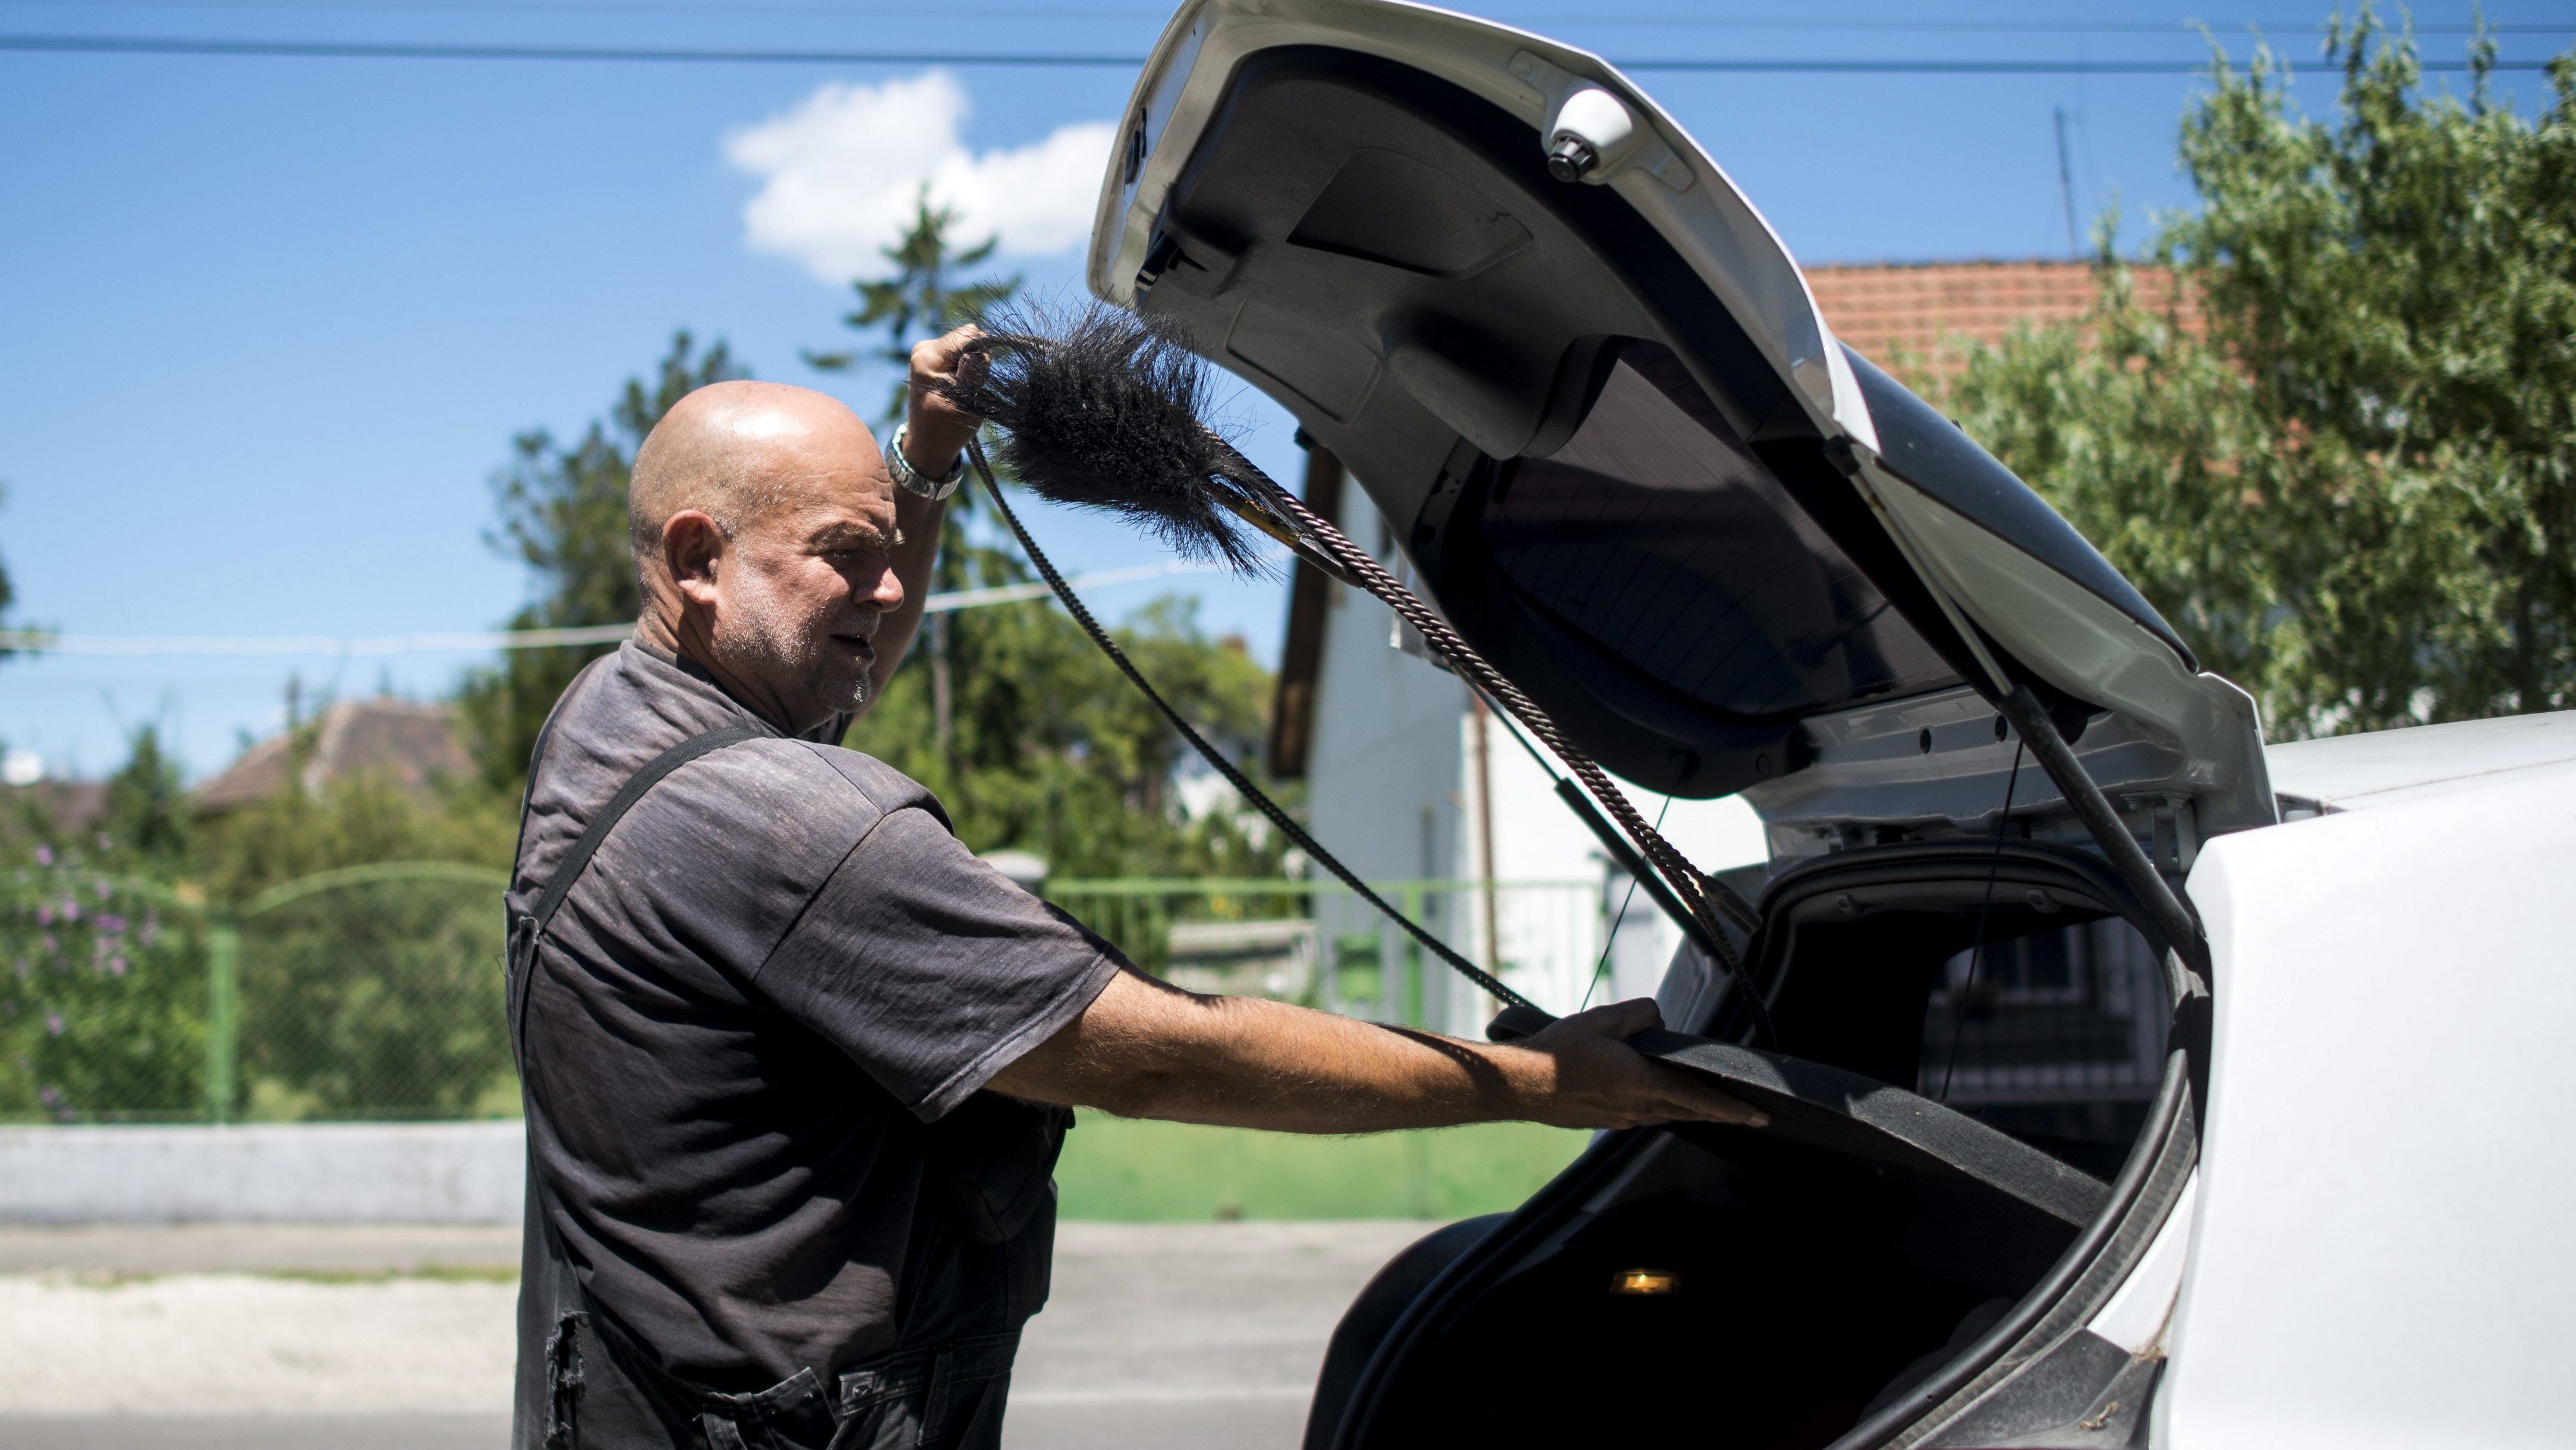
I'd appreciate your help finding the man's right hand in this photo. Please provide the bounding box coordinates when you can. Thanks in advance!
[1490,998,1769,1130]
[990,970,1766,1134]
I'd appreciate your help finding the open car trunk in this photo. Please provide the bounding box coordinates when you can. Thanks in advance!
[1310,845,2200,1449]
[1081,2,2257,1443]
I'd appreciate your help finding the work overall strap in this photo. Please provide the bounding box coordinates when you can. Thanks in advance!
[509,723,761,1450]
[509,723,763,1061]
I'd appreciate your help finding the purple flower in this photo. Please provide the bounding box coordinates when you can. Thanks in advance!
[105,957,126,977]
[98,914,125,936]
[94,880,109,902]
[34,905,51,927]
[37,1086,60,1108]
[44,1012,64,1036]
[33,845,51,866]
[40,935,56,957]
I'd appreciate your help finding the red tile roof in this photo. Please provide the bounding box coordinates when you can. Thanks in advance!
[1806,260,2179,385]
[195,698,471,813]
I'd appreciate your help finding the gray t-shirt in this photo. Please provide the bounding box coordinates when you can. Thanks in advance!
[508,642,1119,1392]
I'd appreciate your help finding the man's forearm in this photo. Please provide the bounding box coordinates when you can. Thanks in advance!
[869,489,945,688]
[868,324,982,693]
[1057,986,1522,1134]
[991,969,1765,1134]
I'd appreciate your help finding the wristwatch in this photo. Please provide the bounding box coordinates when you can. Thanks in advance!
[886,424,966,502]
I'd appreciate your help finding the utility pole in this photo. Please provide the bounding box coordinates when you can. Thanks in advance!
[2054,106,2081,260]
[1467,690,1500,1006]
[929,611,954,775]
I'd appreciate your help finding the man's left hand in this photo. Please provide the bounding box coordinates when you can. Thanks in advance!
[903,324,987,481]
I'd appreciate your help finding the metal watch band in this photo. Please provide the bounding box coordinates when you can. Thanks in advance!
[886,423,966,502]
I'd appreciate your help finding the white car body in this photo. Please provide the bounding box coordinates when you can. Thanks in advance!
[2158,718,2576,1449]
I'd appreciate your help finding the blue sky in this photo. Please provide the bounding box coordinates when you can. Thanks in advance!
[1,0,2565,780]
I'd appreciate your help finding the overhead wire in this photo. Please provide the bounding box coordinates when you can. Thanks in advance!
[7,1,2562,34]
[0,556,1254,658]
[0,33,2553,69]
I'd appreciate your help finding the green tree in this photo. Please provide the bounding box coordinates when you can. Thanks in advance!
[844,594,1281,879]
[197,765,514,901]
[98,725,193,872]
[455,332,745,787]
[1950,20,2576,736]
[0,482,20,665]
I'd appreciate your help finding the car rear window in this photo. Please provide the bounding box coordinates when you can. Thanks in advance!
[1482,340,1954,723]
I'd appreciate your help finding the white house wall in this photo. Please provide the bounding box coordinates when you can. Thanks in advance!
[1460,707,1768,1024]
[1302,499,1769,1034]
[1300,501,1474,1027]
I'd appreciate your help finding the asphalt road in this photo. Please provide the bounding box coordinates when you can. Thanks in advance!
[0,1219,1429,1450]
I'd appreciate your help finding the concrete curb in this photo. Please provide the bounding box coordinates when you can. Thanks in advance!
[0,1123,524,1223]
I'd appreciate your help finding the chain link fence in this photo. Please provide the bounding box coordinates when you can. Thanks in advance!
[4,865,1611,1123]
[1,861,515,1123]
[1048,879,1604,1034]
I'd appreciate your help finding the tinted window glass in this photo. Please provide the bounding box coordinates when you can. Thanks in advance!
[1483,342,1954,722]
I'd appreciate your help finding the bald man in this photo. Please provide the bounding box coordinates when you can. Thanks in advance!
[503,327,1760,1450]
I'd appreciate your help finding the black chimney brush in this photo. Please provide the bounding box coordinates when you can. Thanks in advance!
[936,302,1287,576]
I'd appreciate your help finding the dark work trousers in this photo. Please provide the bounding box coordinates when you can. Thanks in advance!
[506,726,1060,1450]
[511,1164,1053,1450]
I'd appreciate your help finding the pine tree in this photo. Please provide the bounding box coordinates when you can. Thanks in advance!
[808,191,1022,775]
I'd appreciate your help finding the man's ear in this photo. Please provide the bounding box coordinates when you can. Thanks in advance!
[663,510,726,609]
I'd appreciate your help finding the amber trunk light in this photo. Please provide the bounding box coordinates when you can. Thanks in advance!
[1610,1268,1681,1296]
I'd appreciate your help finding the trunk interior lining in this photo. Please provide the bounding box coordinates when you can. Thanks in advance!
[1330,845,2181,1450]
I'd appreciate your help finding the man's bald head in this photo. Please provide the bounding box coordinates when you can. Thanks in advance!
[628,379,911,733]
[629,380,884,568]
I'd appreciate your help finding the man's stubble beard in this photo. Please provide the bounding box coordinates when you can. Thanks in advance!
[719,569,873,724]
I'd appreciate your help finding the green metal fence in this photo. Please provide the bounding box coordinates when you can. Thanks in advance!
[1047,878,1603,1028]
[3,864,1603,1124]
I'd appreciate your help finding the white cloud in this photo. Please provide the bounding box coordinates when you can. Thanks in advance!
[727,70,1118,282]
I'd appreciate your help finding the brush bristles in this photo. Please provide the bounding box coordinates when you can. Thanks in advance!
[939,302,1280,575]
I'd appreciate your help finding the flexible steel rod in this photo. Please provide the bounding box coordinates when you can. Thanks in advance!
[965,438,1541,1016]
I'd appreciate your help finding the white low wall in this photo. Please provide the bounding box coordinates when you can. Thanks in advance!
[0,1122,526,1223]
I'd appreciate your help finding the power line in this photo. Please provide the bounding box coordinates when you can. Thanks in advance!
[5,1,2566,33]
[0,34,1144,62]
[0,33,2553,68]
[0,556,1253,658]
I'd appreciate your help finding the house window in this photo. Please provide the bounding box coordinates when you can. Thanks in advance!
[1916,917,2171,1174]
